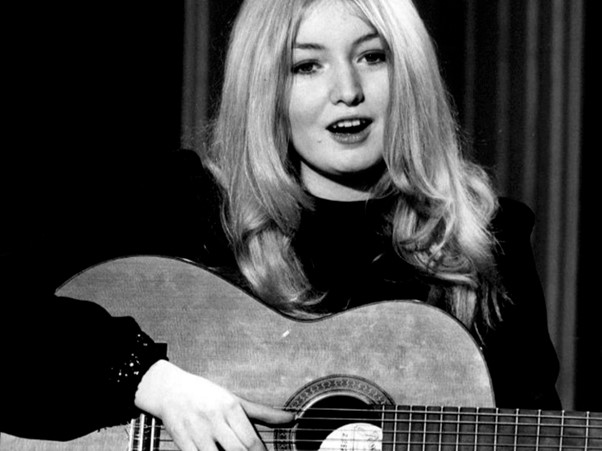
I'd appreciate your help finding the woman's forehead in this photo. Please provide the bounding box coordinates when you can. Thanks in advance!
[294,0,375,40]
[301,0,366,22]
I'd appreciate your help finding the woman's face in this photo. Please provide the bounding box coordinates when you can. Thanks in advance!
[288,0,389,201]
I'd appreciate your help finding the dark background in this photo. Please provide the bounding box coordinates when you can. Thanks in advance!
[3,1,598,411]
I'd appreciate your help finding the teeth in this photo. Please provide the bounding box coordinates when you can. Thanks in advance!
[332,119,363,129]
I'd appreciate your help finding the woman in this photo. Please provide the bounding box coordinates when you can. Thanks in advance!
[1,0,560,450]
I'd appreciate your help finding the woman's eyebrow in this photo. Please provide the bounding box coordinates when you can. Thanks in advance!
[293,31,381,50]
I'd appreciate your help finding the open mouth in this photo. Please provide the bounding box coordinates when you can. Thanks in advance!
[327,118,372,134]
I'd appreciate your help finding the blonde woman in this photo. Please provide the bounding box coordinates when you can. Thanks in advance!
[2,0,560,450]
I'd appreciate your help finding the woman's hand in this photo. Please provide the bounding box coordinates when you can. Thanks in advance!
[135,359,295,451]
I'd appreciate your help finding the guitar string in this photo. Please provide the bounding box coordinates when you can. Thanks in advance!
[142,423,602,438]
[143,431,602,443]
[142,424,602,438]
[138,410,602,430]
[142,443,602,451]
[150,444,600,450]
[152,448,602,451]
[151,447,601,450]
[134,424,602,450]
[260,428,602,441]
[148,431,602,443]
[138,407,602,424]
[142,439,602,451]
[145,432,602,451]
[260,429,602,443]
[279,407,601,421]
[269,419,601,429]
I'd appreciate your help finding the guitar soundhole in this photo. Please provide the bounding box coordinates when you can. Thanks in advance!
[275,375,394,451]
[296,395,379,451]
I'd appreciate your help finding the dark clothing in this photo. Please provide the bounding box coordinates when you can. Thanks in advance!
[0,149,560,441]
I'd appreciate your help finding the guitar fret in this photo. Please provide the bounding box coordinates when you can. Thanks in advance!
[425,406,444,451]
[422,406,427,451]
[456,408,460,450]
[128,417,136,451]
[438,406,443,451]
[380,405,387,451]
[458,407,477,449]
[475,407,497,449]
[394,405,399,451]
[437,406,459,450]
[586,410,602,450]
[536,409,541,450]
[380,405,395,451]
[585,411,590,450]
[474,407,479,450]
[514,408,519,451]
[494,407,499,450]
[410,406,427,450]
[496,407,517,449]
[564,408,595,450]
[408,407,413,450]
[515,407,540,450]
[150,417,157,451]
[129,413,163,451]
[539,409,561,449]
[137,413,146,451]
[560,410,565,449]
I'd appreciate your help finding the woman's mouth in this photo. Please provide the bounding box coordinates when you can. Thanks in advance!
[326,118,373,144]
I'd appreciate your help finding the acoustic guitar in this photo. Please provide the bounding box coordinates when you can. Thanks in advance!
[1,256,600,450]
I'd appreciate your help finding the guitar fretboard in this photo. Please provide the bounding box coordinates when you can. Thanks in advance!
[380,406,602,450]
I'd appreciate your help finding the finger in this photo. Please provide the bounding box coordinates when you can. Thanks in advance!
[169,423,217,451]
[240,398,296,425]
[226,405,267,451]
[172,437,199,451]
[214,421,259,451]
[190,429,222,451]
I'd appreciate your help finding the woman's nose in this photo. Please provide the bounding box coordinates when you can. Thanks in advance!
[329,64,365,106]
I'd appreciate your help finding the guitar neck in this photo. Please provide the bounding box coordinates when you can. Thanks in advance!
[129,413,162,451]
[127,406,601,451]
[380,405,602,450]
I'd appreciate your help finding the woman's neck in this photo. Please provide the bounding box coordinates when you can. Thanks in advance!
[300,164,382,202]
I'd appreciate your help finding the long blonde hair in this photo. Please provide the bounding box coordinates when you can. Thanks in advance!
[207,0,504,330]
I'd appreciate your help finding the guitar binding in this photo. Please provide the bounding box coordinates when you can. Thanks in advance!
[275,374,394,451]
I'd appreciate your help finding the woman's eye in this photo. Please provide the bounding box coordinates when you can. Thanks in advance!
[292,61,320,75]
[361,51,386,65]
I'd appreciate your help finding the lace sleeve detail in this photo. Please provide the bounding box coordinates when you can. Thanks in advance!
[106,329,168,422]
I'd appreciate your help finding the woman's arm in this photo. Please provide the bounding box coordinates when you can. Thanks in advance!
[1,257,293,450]
[484,198,561,409]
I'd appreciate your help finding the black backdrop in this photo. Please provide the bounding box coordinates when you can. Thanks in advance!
[3,1,184,250]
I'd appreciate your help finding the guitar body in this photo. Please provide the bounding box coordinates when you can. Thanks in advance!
[1,256,494,450]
